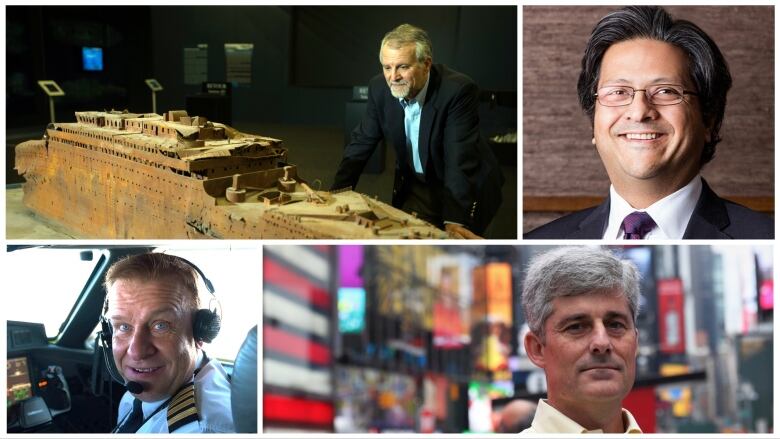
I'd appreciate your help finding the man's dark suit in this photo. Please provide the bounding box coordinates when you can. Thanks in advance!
[524,179,774,239]
[333,64,504,234]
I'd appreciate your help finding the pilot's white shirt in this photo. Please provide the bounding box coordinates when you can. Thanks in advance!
[116,353,234,433]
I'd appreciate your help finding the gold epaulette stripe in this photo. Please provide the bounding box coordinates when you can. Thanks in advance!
[171,383,195,402]
[168,393,196,417]
[168,407,198,428]
[170,385,195,405]
[167,382,199,432]
[169,397,194,415]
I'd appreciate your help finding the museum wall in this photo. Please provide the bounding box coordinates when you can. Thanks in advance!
[6,6,154,127]
[5,6,516,129]
[523,6,774,233]
[148,5,516,126]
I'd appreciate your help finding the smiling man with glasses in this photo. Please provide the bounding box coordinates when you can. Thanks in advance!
[525,6,773,240]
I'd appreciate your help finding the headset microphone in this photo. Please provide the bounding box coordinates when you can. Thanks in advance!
[126,381,144,395]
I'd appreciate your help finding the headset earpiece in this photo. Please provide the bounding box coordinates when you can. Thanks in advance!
[193,308,221,343]
[178,257,222,344]
[100,316,113,349]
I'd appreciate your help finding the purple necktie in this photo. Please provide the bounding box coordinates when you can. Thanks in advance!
[622,211,656,239]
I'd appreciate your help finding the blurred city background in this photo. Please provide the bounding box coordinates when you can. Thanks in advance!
[262,245,773,433]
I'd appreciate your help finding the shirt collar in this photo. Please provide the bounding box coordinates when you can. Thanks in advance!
[604,175,702,239]
[527,399,643,433]
[139,398,166,419]
[398,72,430,107]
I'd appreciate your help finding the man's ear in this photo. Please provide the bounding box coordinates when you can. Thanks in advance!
[634,327,639,358]
[196,340,204,349]
[524,330,546,369]
[423,57,432,73]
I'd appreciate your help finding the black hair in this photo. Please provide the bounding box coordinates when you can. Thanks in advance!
[577,6,732,165]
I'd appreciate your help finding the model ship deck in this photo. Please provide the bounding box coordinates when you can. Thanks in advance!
[15,110,449,239]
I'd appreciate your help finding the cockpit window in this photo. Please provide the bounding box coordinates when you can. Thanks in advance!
[7,248,105,339]
[6,246,259,362]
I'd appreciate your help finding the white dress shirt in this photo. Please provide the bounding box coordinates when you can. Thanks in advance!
[116,352,235,433]
[399,73,430,175]
[603,176,703,240]
[521,399,642,434]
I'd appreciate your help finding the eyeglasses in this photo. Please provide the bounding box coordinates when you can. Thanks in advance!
[595,84,698,107]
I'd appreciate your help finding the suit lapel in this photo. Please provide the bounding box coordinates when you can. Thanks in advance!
[385,93,407,163]
[570,198,610,238]
[683,179,732,238]
[418,66,441,173]
[419,105,435,172]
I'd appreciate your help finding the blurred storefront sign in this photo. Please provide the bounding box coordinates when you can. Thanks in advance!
[658,278,686,354]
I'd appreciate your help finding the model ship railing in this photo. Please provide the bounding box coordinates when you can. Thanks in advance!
[47,110,288,179]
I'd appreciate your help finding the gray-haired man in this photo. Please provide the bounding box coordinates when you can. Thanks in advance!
[332,23,504,238]
[521,247,643,433]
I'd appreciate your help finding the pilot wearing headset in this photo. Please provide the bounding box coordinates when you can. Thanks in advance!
[100,253,235,433]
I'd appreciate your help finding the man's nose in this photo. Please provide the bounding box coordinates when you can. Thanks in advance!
[389,68,401,81]
[624,90,659,122]
[127,327,156,359]
[589,323,612,354]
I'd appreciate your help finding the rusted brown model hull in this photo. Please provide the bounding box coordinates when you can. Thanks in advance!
[17,138,215,238]
[15,138,448,239]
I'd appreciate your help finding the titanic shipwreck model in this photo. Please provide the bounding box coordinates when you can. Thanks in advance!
[14,110,449,239]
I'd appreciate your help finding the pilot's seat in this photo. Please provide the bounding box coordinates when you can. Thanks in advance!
[230,326,257,433]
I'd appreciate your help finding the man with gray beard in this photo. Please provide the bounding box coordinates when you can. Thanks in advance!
[333,24,504,238]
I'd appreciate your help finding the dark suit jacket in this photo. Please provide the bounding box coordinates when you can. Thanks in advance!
[524,179,774,239]
[333,64,504,234]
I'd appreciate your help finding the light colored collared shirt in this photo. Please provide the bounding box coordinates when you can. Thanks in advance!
[399,73,431,175]
[603,175,703,240]
[116,353,235,433]
[521,399,642,434]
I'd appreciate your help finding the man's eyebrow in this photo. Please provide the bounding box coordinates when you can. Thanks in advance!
[553,310,631,326]
[604,310,631,321]
[108,307,181,322]
[148,308,180,319]
[600,77,683,86]
[553,313,589,327]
